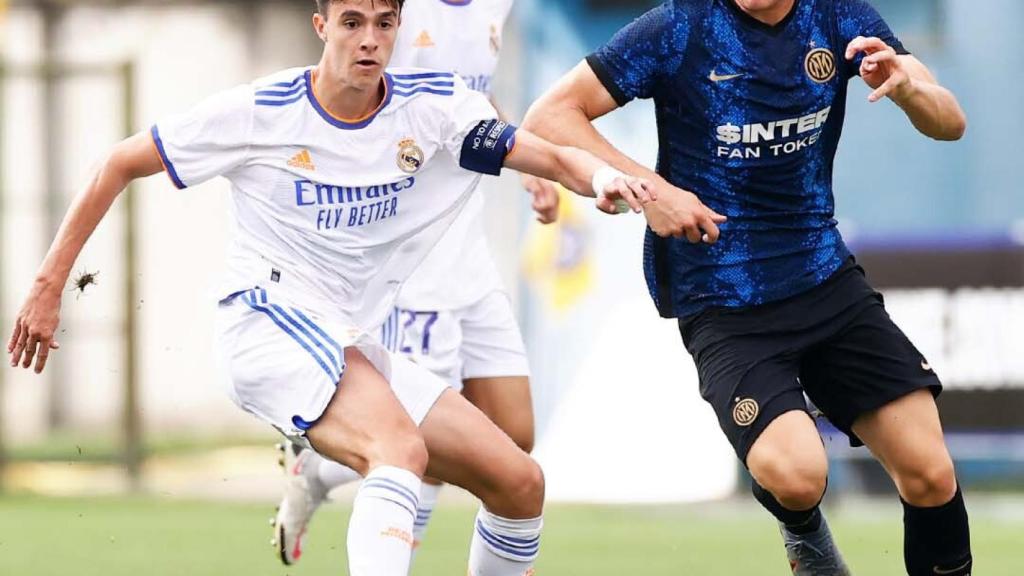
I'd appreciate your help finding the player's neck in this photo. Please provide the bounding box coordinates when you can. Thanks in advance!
[732,0,796,26]
[311,66,386,122]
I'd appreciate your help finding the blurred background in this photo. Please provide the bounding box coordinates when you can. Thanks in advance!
[1,0,1022,574]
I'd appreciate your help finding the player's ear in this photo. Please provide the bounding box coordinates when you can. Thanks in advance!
[312,13,327,42]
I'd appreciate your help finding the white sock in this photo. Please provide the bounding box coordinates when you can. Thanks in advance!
[469,507,543,576]
[412,483,443,556]
[347,466,422,576]
[314,452,363,489]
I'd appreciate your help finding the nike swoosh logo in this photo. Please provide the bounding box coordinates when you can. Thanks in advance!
[933,559,971,574]
[922,360,933,371]
[709,69,745,82]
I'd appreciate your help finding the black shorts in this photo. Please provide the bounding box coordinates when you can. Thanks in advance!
[679,258,942,464]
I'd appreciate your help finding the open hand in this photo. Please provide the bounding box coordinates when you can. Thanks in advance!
[521,173,560,224]
[846,36,911,103]
[8,283,62,373]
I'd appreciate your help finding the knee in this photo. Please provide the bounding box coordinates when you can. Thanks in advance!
[896,456,957,507]
[495,458,546,517]
[750,456,828,511]
[377,433,429,477]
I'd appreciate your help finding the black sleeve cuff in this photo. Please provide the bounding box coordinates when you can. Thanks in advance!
[585,54,631,108]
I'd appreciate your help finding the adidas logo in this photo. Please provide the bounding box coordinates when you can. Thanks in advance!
[287,150,315,171]
[413,30,435,48]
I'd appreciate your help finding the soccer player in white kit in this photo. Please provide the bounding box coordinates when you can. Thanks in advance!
[6,1,650,575]
[271,0,562,566]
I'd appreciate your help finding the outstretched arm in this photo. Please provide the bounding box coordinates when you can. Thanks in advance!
[502,128,652,214]
[8,131,163,373]
[489,94,560,224]
[522,61,726,243]
[846,36,966,141]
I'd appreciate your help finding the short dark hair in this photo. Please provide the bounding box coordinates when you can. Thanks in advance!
[315,0,405,16]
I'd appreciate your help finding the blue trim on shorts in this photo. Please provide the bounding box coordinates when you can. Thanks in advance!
[241,290,339,384]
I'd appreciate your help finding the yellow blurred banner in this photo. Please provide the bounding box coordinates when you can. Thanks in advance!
[521,185,594,312]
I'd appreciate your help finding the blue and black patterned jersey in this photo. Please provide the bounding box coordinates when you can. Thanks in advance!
[587,0,907,318]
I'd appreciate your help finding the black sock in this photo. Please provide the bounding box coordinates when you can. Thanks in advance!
[751,480,823,535]
[902,484,972,576]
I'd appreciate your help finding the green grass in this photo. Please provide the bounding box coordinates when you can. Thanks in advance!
[0,494,1021,575]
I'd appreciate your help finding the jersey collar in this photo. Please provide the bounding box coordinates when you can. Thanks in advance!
[305,68,394,130]
[725,0,801,33]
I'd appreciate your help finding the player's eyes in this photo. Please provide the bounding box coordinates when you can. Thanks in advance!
[379,20,394,29]
[342,20,359,29]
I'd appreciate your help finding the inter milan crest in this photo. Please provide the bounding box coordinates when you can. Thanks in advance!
[804,48,836,84]
[397,137,424,173]
[733,398,760,426]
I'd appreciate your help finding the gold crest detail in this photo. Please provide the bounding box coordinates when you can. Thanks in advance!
[805,48,836,84]
[733,398,759,426]
[397,138,424,174]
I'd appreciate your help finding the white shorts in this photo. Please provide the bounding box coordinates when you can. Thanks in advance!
[216,288,449,444]
[377,290,530,390]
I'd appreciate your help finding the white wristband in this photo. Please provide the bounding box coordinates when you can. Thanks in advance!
[591,166,630,214]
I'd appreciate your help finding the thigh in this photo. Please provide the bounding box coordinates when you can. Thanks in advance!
[462,376,535,452]
[420,386,537,498]
[746,409,828,489]
[458,291,530,381]
[688,333,809,464]
[306,347,423,474]
[800,299,942,447]
[851,388,954,502]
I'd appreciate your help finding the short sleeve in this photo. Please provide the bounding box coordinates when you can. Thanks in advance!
[585,1,688,106]
[837,0,909,79]
[151,84,254,189]
[440,76,517,176]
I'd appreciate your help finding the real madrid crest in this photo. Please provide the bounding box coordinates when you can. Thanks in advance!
[804,48,836,84]
[733,398,759,426]
[397,137,424,174]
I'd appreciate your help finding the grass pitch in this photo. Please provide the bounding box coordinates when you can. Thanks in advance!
[1,494,1021,575]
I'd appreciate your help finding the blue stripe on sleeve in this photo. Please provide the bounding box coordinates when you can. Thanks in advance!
[256,91,307,107]
[150,125,187,189]
[389,71,454,81]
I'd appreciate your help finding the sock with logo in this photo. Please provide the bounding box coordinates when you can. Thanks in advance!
[412,482,443,557]
[347,466,421,576]
[751,479,823,534]
[902,484,972,576]
[468,507,542,576]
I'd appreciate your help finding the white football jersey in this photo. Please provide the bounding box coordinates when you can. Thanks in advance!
[152,66,512,330]
[389,0,516,310]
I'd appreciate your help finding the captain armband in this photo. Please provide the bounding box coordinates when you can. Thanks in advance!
[459,119,518,176]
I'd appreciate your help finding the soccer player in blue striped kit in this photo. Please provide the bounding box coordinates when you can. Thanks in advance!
[524,0,971,574]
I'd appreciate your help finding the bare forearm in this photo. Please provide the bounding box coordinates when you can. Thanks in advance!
[35,163,129,292]
[891,79,966,141]
[35,133,159,295]
[523,96,665,187]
